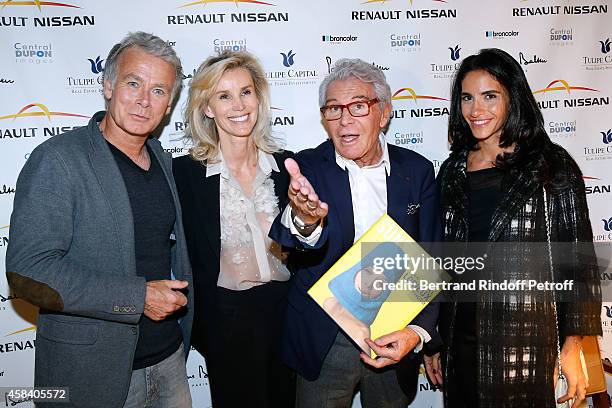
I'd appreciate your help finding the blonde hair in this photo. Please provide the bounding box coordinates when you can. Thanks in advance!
[184,50,282,162]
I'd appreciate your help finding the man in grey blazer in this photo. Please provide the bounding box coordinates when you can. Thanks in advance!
[5,32,193,408]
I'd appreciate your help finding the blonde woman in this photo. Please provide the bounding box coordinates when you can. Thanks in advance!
[173,51,294,408]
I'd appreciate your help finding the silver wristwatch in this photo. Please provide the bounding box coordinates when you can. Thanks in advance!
[292,212,319,235]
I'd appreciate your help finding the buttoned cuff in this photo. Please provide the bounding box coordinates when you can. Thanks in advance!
[280,206,322,246]
[407,324,431,353]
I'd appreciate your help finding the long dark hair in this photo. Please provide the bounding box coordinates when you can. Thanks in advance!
[448,48,554,183]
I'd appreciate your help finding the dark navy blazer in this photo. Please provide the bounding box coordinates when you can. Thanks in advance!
[269,140,442,386]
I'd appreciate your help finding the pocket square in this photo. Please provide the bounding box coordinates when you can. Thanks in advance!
[406,203,420,215]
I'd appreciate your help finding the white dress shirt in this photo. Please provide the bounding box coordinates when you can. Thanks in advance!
[209,151,290,290]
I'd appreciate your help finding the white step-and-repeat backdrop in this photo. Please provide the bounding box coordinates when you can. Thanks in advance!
[1,1,611,407]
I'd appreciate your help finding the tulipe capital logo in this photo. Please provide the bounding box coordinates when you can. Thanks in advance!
[88,56,104,74]
[602,129,612,145]
[448,45,460,61]
[601,38,611,54]
[603,217,612,232]
[280,50,295,67]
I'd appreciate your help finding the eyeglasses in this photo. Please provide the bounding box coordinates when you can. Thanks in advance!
[320,98,380,121]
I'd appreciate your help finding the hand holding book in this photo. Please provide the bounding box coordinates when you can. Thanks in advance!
[359,327,421,368]
[308,214,448,359]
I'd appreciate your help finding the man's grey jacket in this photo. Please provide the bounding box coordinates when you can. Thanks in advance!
[5,112,193,407]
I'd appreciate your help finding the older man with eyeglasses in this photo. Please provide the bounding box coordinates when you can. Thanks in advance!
[270,58,442,407]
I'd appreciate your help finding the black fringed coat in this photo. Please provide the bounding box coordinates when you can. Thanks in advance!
[436,143,601,408]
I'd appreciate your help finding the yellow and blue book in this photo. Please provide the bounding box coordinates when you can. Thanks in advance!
[307,214,447,357]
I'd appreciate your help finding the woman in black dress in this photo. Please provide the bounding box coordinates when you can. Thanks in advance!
[173,50,294,408]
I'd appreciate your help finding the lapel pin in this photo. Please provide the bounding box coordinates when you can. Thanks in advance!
[406,203,420,215]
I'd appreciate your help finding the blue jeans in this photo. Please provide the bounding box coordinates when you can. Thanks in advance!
[123,345,192,408]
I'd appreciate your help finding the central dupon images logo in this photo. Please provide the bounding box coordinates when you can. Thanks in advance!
[392,87,448,102]
[0,103,88,121]
[178,0,275,7]
[0,0,80,10]
[532,79,598,95]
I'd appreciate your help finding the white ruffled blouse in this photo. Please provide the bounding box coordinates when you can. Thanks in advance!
[207,150,290,290]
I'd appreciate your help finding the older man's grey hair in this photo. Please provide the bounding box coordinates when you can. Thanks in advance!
[103,31,183,102]
[318,58,392,109]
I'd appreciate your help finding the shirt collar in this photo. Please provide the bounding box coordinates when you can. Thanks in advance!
[206,150,279,178]
[335,133,391,175]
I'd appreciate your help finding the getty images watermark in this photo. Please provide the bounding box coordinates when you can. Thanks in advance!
[358,241,607,303]
[372,277,574,292]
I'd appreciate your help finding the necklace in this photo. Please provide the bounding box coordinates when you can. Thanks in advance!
[130,148,151,170]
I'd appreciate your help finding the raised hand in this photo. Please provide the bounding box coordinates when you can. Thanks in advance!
[285,158,328,226]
